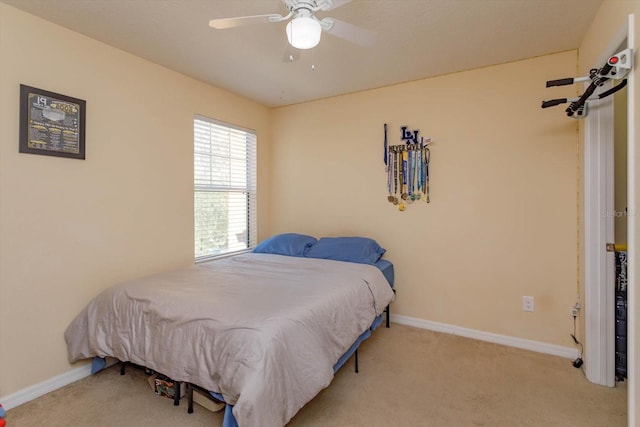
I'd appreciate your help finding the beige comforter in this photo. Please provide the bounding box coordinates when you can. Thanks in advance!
[65,253,395,427]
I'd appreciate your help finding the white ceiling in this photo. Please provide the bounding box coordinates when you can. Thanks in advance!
[2,0,604,107]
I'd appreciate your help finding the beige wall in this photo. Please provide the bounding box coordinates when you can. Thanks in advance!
[271,51,579,347]
[0,4,271,397]
[578,0,639,422]
[2,0,638,417]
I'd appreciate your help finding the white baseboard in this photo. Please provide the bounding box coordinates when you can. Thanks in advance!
[1,363,92,410]
[390,314,579,359]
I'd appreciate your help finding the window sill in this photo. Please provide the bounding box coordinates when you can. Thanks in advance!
[195,248,253,264]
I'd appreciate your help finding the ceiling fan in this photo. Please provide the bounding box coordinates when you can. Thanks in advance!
[208,0,375,51]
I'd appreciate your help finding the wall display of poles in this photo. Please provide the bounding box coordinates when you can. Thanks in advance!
[384,123,432,212]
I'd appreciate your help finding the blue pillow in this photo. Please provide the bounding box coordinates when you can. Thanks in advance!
[304,237,386,265]
[253,233,317,257]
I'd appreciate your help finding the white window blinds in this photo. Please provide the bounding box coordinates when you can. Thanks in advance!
[194,114,257,260]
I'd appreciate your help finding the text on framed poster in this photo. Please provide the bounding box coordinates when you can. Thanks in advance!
[19,84,86,159]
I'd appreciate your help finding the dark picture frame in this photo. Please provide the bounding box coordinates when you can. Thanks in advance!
[19,84,86,159]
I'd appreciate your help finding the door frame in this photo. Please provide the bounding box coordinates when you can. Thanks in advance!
[584,15,634,388]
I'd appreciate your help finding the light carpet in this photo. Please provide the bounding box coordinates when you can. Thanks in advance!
[6,324,627,426]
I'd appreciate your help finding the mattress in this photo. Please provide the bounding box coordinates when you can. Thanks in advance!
[375,259,394,286]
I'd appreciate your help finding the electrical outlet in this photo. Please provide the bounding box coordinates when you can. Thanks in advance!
[522,296,535,312]
[571,302,580,317]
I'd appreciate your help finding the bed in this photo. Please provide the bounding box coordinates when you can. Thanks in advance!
[65,236,395,427]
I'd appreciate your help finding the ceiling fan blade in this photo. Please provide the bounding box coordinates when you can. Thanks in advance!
[209,14,283,29]
[321,18,376,47]
[324,0,353,11]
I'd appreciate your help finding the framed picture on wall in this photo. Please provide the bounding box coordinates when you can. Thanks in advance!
[19,84,86,159]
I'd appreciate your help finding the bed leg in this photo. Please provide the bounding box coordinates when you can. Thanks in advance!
[173,382,181,406]
[187,384,194,414]
[386,289,396,328]
[354,349,359,374]
[120,361,126,375]
[386,304,390,328]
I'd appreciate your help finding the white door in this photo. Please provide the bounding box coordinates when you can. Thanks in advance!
[584,14,635,392]
[584,78,616,387]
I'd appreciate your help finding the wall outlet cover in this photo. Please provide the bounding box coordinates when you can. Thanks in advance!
[523,296,535,312]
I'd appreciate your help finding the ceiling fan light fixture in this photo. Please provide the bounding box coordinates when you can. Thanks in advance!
[286,16,321,49]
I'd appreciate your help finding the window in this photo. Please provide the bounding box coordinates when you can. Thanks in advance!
[194,115,257,260]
